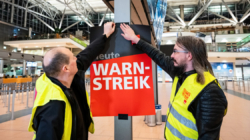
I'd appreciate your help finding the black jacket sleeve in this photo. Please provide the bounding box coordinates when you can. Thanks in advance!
[76,35,107,72]
[137,39,175,78]
[189,82,227,140]
[32,100,65,140]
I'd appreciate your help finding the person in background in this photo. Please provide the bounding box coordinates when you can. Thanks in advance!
[28,22,116,140]
[120,23,227,140]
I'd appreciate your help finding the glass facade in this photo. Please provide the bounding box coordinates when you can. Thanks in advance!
[60,12,114,35]
[0,0,54,33]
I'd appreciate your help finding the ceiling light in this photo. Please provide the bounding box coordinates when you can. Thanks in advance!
[35,46,38,47]
[3,46,6,49]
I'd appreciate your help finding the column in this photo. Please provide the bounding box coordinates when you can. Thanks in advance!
[180,5,184,20]
[29,27,32,38]
[10,0,14,23]
[114,1,132,140]
[13,67,16,76]
[42,47,44,55]
[35,67,37,75]
[0,60,3,73]
[235,24,243,34]
[28,67,31,75]
[23,60,26,75]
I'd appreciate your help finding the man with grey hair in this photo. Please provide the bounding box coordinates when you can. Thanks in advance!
[28,22,115,140]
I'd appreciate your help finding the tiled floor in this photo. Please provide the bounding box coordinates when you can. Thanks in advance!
[1,82,250,140]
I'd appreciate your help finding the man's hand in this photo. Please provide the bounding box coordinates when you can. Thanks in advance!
[104,22,116,38]
[120,23,140,44]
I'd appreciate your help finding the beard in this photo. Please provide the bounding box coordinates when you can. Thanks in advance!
[172,59,187,76]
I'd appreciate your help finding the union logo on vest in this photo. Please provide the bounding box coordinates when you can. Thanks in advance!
[182,88,191,104]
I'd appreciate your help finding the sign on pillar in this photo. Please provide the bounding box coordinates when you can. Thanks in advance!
[90,1,155,140]
[90,25,155,117]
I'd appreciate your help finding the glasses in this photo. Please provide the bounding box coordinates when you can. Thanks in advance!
[173,50,188,54]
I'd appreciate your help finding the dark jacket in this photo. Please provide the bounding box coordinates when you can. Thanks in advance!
[137,40,228,140]
[32,35,107,140]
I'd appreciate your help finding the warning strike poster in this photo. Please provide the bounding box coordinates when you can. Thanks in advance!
[90,24,155,116]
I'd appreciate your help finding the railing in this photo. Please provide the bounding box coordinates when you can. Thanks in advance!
[217,76,250,92]
[69,35,87,47]
[0,77,91,122]
[4,34,89,49]
[167,18,232,26]
[237,35,250,48]
[4,33,75,41]
[206,45,250,52]
[0,82,35,121]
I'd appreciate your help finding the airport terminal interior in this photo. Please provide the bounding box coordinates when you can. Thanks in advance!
[0,0,250,140]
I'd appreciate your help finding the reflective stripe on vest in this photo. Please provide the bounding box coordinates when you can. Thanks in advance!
[166,121,196,140]
[168,102,197,132]
[164,72,218,140]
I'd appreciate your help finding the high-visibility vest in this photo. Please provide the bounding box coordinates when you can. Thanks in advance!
[164,72,219,140]
[28,74,94,140]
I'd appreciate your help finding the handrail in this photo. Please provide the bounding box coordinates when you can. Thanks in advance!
[237,35,250,48]
[69,35,87,47]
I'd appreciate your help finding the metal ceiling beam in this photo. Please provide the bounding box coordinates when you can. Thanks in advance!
[208,11,237,23]
[29,0,60,13]
[28,3,43,9]
[38,5,51,18]
[0,0,52,20]
[240,8,250,22]
[59,7,66,29]
[24,0,30,27]
[221,0,238,22]
[10,0,14,23]
[32,14,55,31]
[53,21,58,28]
[56,0,94,27]
[99,8,109,26]
[84,0,97,14]
[61,20,82,32]
[240,11,250,22]
[28,1,46,8]
[238,0,247,5]
[166,14,184,26]
[188,0,213,26]
[28,2,47,9]
[168,5,186,26]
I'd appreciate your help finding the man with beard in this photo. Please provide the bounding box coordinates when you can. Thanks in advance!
[120,23,227,140]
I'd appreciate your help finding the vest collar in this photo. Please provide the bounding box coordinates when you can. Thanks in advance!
[48,76,68,91]
[178,70,196,85]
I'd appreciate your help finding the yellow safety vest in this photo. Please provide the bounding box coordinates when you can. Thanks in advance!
[28,74,94,140]
[164,72,219,140]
